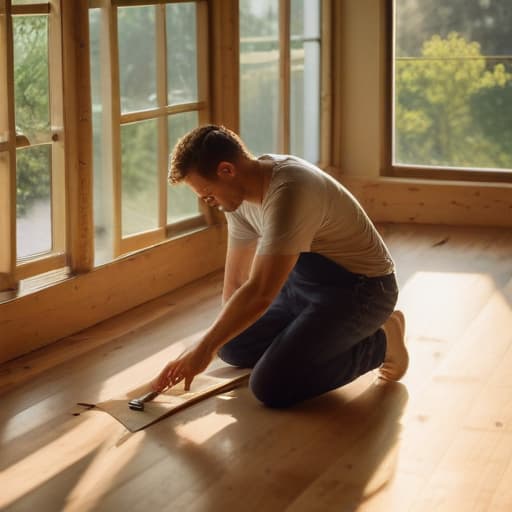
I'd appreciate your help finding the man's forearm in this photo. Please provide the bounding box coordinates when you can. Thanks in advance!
[202,281,273,355]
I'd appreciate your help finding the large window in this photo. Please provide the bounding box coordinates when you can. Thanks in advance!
[393,0,512,175]
[239,0,322,163]
[0,0,66,290]
[89,1,210,265]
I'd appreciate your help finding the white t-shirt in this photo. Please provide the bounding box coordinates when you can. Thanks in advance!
[225,154,395,277]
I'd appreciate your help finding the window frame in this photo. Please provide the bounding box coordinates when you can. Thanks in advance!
[384,0,512,183]
[0,0,67,291]
[239,0,331,167]
[91,0,213,259]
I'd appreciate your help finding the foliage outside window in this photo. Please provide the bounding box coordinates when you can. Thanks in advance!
[394,0,512,171]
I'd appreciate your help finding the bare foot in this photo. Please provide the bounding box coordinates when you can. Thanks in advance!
[379,310,409,381]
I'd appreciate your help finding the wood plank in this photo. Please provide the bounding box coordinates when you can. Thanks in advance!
[0,1,17,291]
[156,4,168,232]
[15,253,66,280]
[62,0,94,272]
[278,0,291,153]
[209,0,239,131]
[0,224,227,364]
[2,224,512,511]
[318,0,332,169]
[120,102,206,124]
[49,0,66,254]
[334,175,512,228]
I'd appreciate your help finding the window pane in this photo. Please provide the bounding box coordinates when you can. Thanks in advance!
[240,0,279,155]
[167,112,200,223]
[89,8,113,265]
[118,6,157,113]
[166,2,198,105]
[16,144,52,259]
[290,0,321,163]
[121,120,159,237]
[394,0,512,170]
[13,15,50,145]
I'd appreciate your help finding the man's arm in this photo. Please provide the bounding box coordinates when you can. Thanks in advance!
[222,240,258,304]
[151,251,299,391]
[206,251,299,354]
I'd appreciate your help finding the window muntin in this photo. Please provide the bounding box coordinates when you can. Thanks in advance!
[239,0,322,162]
[240,0,280,156]
[393,0,512,172]
[89,1,210,265]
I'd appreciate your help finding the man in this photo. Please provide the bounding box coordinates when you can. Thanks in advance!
[151,124,408,408]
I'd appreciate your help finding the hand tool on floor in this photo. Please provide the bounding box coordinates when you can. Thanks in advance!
[128,390,160,411]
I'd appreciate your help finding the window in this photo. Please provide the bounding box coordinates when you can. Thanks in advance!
[0,0,66,291]
[89,1,211,265]
[393,0,512,175]
[239,0,322,163]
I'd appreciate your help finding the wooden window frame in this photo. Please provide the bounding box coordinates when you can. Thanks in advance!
[0,0,67,292]
[240,0,332,167]
[383,0,512,184]
[92,0,212,260]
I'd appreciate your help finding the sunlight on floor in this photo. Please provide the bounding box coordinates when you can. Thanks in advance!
[0,416,108,509]
[175,411,237,445]
[62,431,146,512]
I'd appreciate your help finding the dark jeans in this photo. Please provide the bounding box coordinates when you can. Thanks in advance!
[218,252,399,408]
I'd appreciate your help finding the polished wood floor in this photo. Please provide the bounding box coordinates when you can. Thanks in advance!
[1,223,511,512]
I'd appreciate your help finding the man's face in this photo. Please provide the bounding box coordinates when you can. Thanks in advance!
[184,165,243,213]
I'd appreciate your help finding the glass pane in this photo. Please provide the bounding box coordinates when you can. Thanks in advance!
[89,9,114,265]
[13,15,50,145]
[16,144,52,259]
[166,2,198,105]
[290,0,321,163]
[167,112,200,223]
[240,0,279,155]
[121,120,159,237]
[394,0,512,169]
[118,6,157,113]
[291,0,320,39]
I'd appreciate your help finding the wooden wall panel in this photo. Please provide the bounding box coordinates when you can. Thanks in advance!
[0,225,227,364]
[335,174,512,228]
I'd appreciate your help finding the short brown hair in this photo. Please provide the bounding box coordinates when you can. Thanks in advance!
[168,124,253,184]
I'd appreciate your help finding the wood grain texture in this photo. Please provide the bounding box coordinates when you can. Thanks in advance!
[0,225,227,364]
[1,224,512,511]
[334,175,512,228]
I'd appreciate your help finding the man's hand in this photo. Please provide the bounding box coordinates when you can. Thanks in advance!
[150,343,214,392]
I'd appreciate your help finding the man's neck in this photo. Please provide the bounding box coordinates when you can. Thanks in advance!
[240,158,275,205]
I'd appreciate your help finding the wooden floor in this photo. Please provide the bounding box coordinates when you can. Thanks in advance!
[1,223,512,512]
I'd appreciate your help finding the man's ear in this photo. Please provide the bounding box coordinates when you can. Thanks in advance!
[216,161,236,179]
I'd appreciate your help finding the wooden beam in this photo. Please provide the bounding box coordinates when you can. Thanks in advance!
[0,0,18,291]
[330,0,343,168]
[103,4,123,257]
[49,0,66,255]
[0,224,227,364]
[318,0,333,169]
[156,4,168,231]
[62,0,94,272]
[334,174,512,228]
[11,4,49,15]
[120,102,206,125]
[15,253,66,281]
[209,0,239,131]
[118,227,166,255]
[278,0,290,153]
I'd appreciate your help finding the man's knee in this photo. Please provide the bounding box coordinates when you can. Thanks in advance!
[249,372,297,409]
[218,343,253,368]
